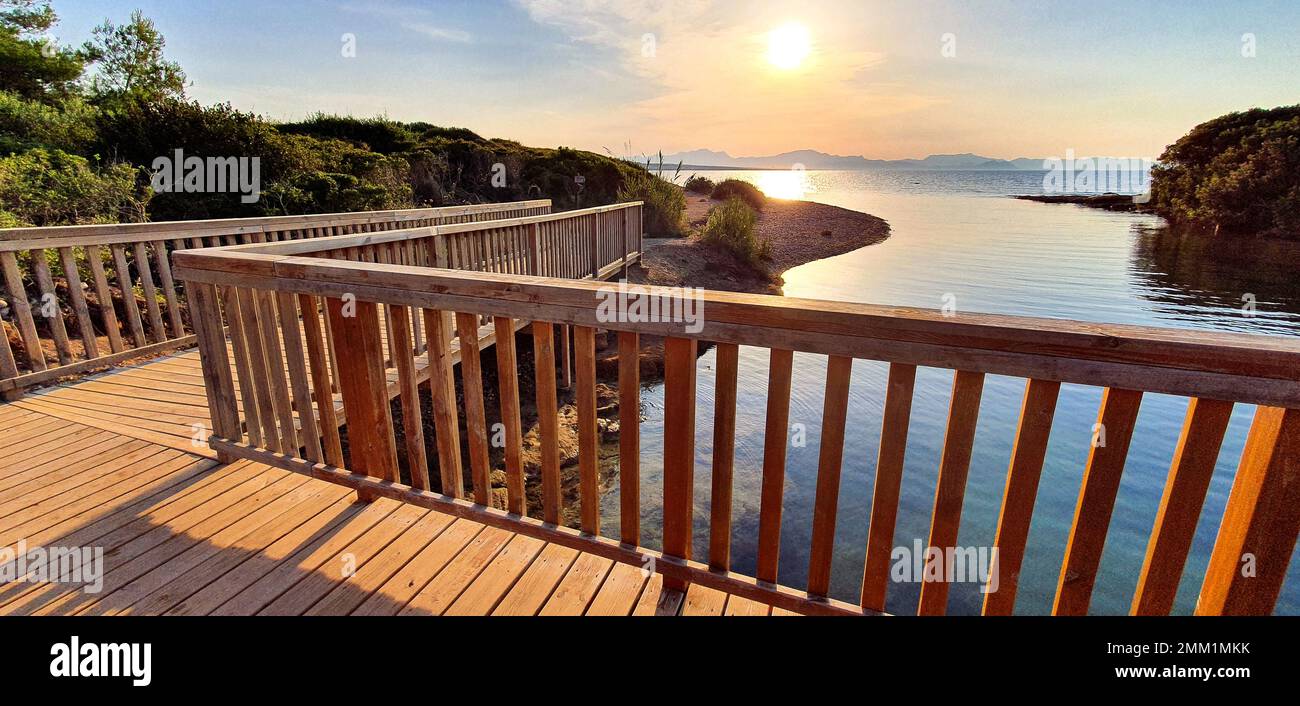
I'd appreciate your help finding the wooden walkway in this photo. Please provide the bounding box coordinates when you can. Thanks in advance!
[0,354,789,617]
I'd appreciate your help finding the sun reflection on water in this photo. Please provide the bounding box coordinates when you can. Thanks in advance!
[753,169,813,200]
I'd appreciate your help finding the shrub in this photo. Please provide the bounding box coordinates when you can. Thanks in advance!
[277,113,420,154]
[700,197,769,267]
[710,178,765,210]
[0,91,96,154]
[0,147,149,225]
[618,167,686,237]
[684,175,714,193]
[1150,105,1300,238]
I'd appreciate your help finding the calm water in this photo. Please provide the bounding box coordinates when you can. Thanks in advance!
[600,169,1300,615]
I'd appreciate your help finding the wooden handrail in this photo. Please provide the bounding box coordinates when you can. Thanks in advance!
[0,200,551,398]
[175,206,1299,616]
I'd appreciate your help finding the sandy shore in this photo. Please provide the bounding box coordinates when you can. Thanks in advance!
[631,191,890,295]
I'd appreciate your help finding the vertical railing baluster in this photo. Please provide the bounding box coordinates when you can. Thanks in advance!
[132,241,166,344]
[574,325,599,534]
[619,330,642,547]
[389,304,429,488]
[861,362,917,611]
[983,378,1061,615]
[708,342,738,570]
[423,307,463,498]
[298,294,343,467]
[494,316,526,515]
[662,336,698,591]
[57,247,98,358]
[30,250,72,365]
[1131,397,1232,615]
[0,251,45,371]
[532,322,561,523]
[455,311,492,504]
[1053,387,1143,615]
[757,348,794,584]
[1195,406,1300,616]
[807,355,853,597]
[276,292,323,464]
[84,245,124,354]
[917,369,985,616]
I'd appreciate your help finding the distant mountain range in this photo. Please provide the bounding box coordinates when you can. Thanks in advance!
[654,149,1051,170]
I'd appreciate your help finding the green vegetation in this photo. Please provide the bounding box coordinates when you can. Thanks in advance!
[0,1,684,230]
[1150,105,1300,238]
[684,175,714,193]
[710,178,766,211]
[619,153,686,236]
[700,197,769,267]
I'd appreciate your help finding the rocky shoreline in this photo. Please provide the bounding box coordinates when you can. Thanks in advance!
[1013,192,1154,213]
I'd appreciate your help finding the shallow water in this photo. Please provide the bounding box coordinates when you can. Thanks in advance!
[599,169,1300,615]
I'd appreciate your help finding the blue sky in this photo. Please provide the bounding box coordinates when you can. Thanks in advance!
[49,0,1300,159]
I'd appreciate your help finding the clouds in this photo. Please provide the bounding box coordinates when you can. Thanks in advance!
[510,0,942,155]
[403,22,473,44]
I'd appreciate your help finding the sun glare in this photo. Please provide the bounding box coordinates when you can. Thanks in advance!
[755,170,813,200]
[766,22,811,70]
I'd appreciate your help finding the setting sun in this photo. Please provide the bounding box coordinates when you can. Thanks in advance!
[766,22,811,70]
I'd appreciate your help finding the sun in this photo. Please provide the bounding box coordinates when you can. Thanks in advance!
[767,22,811,70]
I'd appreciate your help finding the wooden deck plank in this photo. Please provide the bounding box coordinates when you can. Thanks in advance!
[399,525,514,615]
[127,490,357,616]
[723,595,772,616]
[36,473,312,616]
[492,542,580,616]
[3,463,286,615]
[444,534,547,615]
[681,583,729,616]
[585,561,650,616]
[304,510,455,615]
[259,503,428,615]
[201,500,400,616]
[353,519,485,616]
[539,552,614,616]
[1,341,781,619]
[83,477,340,615]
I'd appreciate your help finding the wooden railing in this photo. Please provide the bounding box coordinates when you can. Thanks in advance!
[0,201,551,398]
[175,208,1299,616]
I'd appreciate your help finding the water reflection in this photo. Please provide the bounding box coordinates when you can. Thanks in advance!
[1129,223,1300,334]
[753,169,814,200]
[605,169,1300,615]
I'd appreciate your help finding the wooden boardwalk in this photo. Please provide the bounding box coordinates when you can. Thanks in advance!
[0,353,787,617]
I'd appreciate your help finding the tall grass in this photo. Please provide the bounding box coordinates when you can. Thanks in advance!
[701,197,770,267]
[618,152,686,236]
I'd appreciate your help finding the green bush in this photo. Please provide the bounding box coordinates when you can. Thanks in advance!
[710,178,765,210]
[619,167,685,236]
[684,175,714,193]
[700,197,769,266]
[0,90,96,154]
[0,147,149,225]
[277,113,420,154]
[1150,105,1300,238]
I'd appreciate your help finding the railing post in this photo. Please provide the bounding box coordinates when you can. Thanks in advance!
[188,281,240,463]
[326,296,400,500]
[1196,406,1300,615]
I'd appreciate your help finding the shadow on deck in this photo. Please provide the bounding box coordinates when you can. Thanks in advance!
[0,366,785,616]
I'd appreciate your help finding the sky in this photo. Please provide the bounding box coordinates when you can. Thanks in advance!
[50,0,1300,160]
